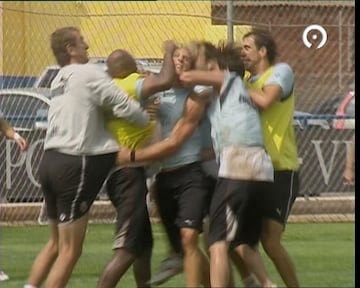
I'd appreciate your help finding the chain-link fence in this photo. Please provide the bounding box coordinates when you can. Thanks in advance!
[0,1,355,225]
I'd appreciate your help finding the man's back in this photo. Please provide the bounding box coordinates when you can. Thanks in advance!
[45,64,149,155]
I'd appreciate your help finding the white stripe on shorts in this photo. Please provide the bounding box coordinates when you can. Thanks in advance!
[70,155,86,221]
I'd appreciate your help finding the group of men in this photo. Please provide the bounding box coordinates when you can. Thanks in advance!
[21,26,300,288]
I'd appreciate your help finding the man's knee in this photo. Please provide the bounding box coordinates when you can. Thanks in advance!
[180,228,199,251]
[261,219,284,251]
[209,241,228,257]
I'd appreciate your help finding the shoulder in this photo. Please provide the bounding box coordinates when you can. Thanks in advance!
[117,72,142,86]
[62,63,110,82]
[190,89,213,105]
[265,62,294,86]
[226,72,245,89]
[125,72,142,82]
[86,63,109,76]
[267,63,295,99]
[225,71,241,84]
[273,62,294,76]
[84,64,113,84]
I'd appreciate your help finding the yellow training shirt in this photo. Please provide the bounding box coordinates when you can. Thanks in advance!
[245,67,299,171]
[106,73,156,150]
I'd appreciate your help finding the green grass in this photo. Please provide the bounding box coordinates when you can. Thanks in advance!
[0,222,355,287]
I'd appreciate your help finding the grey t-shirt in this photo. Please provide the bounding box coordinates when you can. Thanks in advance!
[45,63,149,155]
[265,62,294,101]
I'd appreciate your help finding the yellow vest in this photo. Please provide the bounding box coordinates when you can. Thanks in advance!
[106,73,156,149]
[245,67,299,171]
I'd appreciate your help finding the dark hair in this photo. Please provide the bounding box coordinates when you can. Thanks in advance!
[217,41,245,77]
[201,41,218,63]
[50,26,79,67]
[107,49,137,78]
[188,40,218,64]
[243,28,277,64]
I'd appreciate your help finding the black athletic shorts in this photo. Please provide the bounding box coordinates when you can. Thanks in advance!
[262,170,299,225]
[39,150,116,223]
[106,167,153,257]
[208,178,272,248]
[155,162,210,254]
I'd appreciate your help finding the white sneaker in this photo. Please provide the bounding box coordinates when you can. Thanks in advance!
[147,255,183,286]
[0,271,9,281]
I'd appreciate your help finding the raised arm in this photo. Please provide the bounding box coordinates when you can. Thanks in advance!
[117,93,208,164]
[180,70,224,90]
[247,85,282,109]
[140,40,177,99]
[248,63,294,109]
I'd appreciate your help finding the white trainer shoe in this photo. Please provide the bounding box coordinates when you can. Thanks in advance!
[0,271,9,281]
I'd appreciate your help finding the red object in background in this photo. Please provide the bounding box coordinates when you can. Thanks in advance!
[333,89,355,130]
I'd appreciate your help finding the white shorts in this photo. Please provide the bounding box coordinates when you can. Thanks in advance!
[218,145,274,181]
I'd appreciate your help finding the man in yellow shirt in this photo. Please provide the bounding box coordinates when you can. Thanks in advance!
[97,41,177,288]
[240,28,300,287]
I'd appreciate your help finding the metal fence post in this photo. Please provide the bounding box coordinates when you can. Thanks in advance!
[227,0,234,43]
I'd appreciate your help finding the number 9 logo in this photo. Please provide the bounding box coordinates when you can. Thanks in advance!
[302,24,327,49]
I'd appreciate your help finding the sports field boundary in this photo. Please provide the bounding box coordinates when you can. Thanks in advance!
[0,195,355,226]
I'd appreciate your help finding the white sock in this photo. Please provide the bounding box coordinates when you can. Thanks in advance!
[24,285,37,288]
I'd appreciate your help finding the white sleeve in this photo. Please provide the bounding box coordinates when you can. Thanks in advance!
[194,85,213,94]
[265,63,294,100]
[193,85,213,100]
[87,67,150,127]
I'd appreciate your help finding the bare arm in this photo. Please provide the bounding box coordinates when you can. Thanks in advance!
[343,134,355,184]
[249,63,294,109]
[248,85,282,109]
[141,40,177,99]
[0,118,28,151]
[117,93,207,164]
[180,70,224,90]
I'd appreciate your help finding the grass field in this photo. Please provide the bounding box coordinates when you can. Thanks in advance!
[0,222,355,288]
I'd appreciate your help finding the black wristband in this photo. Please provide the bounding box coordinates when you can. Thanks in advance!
[130,149,136,162]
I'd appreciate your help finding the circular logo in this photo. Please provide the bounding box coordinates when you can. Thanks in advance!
[302,24,327,49]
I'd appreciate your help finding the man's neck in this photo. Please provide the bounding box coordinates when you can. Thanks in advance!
[250,61,270,77]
